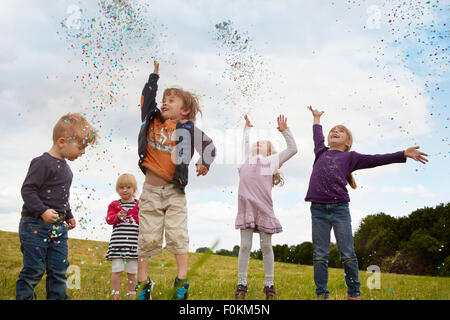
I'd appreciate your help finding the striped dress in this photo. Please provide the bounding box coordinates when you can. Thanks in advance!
[106,200,139,260]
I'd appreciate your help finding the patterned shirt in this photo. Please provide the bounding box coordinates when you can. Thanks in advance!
[106,199,139,260]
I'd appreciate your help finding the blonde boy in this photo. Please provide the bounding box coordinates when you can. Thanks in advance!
[16,113,97,300]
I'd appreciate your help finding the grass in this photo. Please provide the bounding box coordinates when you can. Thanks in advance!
[0,230,448,300]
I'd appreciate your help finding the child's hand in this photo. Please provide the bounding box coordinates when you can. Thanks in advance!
[41,209,59,223]
[307,106,324,117]
[66,218,76,230]
[118,210,127,221]
[196,164,209,176]
[153,60,159,75]
[404,146,429,164]
[244,114,253,128]
[277,115,288,132]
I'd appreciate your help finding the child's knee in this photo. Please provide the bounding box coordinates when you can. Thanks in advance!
[20,265,46,280]
[259,233,273,253]
[239,244,251,255]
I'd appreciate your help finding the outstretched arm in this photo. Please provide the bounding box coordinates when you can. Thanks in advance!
[351,146,428,172]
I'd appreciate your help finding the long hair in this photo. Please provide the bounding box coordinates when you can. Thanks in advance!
[251,140,285,187]
[328,125,357,189]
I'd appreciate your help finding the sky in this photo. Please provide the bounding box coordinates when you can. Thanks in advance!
[0,0,448,252]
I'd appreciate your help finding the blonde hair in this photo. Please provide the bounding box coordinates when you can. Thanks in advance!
[251,140,285,187]
[328,125,357,189]
[53,113,98,148]
[115,173,138,196]
[163,88,202,122]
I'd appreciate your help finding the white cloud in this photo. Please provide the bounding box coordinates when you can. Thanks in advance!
[381,184,435,198]
[0,212,21,233]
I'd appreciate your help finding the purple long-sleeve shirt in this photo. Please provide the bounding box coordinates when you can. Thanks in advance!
[21,152,74,219]
[305,125,407,203]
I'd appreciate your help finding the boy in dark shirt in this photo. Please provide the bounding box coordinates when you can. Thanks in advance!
[16,112,97,300]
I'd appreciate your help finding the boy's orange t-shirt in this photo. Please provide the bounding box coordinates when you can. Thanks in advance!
[142,117,182,181]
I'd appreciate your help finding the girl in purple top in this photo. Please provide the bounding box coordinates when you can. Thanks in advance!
[235,114,298,300]
[305,106,428,300]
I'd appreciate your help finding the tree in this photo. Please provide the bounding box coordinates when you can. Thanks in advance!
[295,242,314,265]
[196,247,212,253]
[354,203,449,276]
[215,249,233,256]
[328,243,343,268]
[354,213,399,269]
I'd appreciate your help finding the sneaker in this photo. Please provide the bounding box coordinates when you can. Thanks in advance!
[263,285,277,300]
[347,295,362,300]
[235,284,248,300]
[316,293,329,300]
[136,278,154,300]
[172,277,189,300]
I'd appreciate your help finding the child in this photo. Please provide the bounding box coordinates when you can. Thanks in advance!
[106,173,140,300]
[235,114,298,300]
[16,112,97,300]
[305,106,429,300]
[135,60,216,300]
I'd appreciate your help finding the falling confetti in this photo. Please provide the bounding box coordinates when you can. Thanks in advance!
[212,19,277,125]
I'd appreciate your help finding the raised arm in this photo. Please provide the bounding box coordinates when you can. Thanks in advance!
[307,106,327,156]
[308,105,324,125]
[243,114,253,160]
[140,60,160,122]
[267,115,298,173]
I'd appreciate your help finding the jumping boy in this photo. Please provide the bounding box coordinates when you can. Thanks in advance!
[136,61,216,300]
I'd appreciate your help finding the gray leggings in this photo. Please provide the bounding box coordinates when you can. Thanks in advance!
[238,229,274,286]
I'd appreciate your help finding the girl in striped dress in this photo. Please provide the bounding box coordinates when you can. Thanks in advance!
[106,174,140,300]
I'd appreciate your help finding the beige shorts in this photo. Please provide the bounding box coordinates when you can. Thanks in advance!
[137,183,189,256]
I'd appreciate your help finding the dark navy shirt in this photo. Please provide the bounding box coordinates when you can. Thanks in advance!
[21,152,74,219]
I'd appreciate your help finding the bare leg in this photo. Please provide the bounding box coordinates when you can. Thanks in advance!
[111,272,122,298]
[137,256,151,282]
[127,273,137,299]
[175,253,188,279]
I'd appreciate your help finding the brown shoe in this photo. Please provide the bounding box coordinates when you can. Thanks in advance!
[263,285,277,300]
[235,284,248,300]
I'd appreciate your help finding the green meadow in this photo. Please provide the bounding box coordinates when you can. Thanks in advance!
[0,230,448,300]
